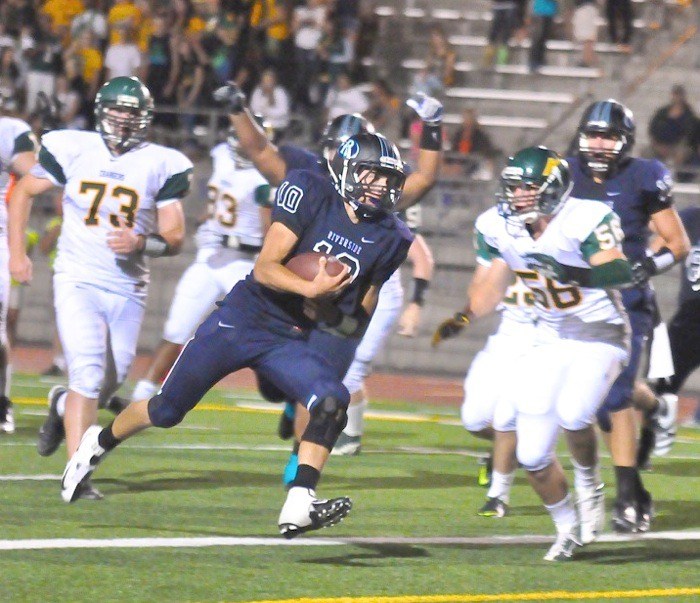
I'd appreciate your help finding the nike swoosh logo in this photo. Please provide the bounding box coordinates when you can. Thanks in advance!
[607,192,621,196]
[218,321,236,329]
[361,237,375,243]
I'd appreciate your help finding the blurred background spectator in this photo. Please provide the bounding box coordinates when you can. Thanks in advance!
[528,0,558,72]
[572,0,600,69]
[249,66,290,133]
[606,0,634,53]
[324,71,368,121]
[445,108,499,180]
[649,84,698,167]
[291,0,327,110]
[483,0,518,69]
[364,77,401,142]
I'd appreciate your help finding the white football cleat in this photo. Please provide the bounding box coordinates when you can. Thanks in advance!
[278,486,352,539]
[577,483,605,544]
[543,526,582,561]
[653,393,678,456]
[61,425,107,503]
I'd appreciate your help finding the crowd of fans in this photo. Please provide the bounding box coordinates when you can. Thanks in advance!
[0,0,698,180]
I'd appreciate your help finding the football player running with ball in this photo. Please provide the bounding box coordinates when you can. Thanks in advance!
[435,147,637,561]
[60,132,413,539]
[8,77,192,500]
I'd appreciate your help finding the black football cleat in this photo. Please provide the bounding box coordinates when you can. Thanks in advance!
[37,385,66,456]
[612,499,638,533]
[278,487,352,539]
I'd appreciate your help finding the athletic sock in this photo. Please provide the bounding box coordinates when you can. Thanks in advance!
[545,493,577,535]
[292,464,320,491]
[131,379,159,402]
[614,466,638,503]
[97,421,122,452]
[56,390,68,418]
[343,398,367,437]
[486,470,515,503]
[571,458,600,494]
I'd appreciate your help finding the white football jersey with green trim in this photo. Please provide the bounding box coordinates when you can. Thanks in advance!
[206,143,269,242]
[474,200,629,346]
[0,117,35,235]
[40,130,193,301]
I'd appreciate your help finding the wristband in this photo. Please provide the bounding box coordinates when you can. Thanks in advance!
[141,234,171,257]
[420,123,442,152]
[647,246,676,275]
[411,277,430,306]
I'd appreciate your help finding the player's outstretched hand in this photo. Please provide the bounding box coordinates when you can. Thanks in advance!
[9,253,32,284]
[213,82,247,114]
[406,92,444,124]
[307,257,351,298]
[431,312,470,347]
[107,215,141,254]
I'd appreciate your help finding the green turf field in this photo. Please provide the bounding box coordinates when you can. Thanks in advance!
[2,373,699,603]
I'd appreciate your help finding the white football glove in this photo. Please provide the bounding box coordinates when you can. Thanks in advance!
[406,92,444,124]
[194,222,221,250]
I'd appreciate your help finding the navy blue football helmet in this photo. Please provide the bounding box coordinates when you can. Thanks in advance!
[320,113,375,162]
[577,99,635,178]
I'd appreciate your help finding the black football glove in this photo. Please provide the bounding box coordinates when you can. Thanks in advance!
[431,312,471,347]
[213,82,247,114]
[630,257,654,286]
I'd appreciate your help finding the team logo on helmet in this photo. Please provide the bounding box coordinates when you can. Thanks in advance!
[339,139,360,159]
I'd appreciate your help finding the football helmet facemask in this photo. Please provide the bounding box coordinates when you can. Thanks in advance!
[498,146,572,227]
[320,113,375,162]
[227,114,271,169]
[95,76,154,154]
[328,132,406,220]
[577,99,635,178]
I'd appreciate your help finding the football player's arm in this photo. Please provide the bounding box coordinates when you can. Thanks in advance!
[432,260,512,346]
[253,221,350,298]
[8,173,57,283]
[648,206,690,267]
[395,94,444,211]
[229,110,288,186]
[11,150,37,178]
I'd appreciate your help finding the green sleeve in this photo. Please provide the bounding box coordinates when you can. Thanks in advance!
[580,212,625,261]
[474,228,501,263]
[38,146,66,185]
[155,168,194,202]
[254,184,273,207]
[12,131,36,155]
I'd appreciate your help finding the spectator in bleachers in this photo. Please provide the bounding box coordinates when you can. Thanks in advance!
[329,0,360,32]
[572,0,600,69]
[52,74,82,128]
[251,0,292,76]
[324,70,368,121]
[445,108,498,179]
[104,24,142,79]
[291,0,327,109]
[528,0,558,72]
[606,0,633,53]
[64,28,103,100]
[219,0,256,69]
[107,0,142,46]
[353,0,379,80]
[249,67,290,132]
[41,0,85,43]
[144,11,180,112]
[319,12,356,85]
[483,1,519,69]
[426,24,456,90]
[175,34,207,131]
[201,16,245,87]
[2,0,37,39]
[71,0,108,47]
[23,14,63,114]
[364,77,401,143]
[649,84,698,167]
[0,47,22,107]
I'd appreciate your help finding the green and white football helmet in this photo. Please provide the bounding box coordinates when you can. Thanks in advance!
[497,146,572,226]
[94,76,154,153]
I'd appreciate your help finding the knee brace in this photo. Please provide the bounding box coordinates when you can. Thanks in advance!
[147,393,186,428]
[302,396,348,451]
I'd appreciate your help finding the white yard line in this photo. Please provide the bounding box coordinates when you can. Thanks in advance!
[1,531,699,551]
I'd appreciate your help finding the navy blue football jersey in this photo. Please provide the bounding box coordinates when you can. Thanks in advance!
[225,168,413,331]
[678,206,700,306]
[568,155,674,264]
[280,144,324,175]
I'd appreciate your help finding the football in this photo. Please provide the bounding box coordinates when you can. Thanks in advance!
[285,252,345,281]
